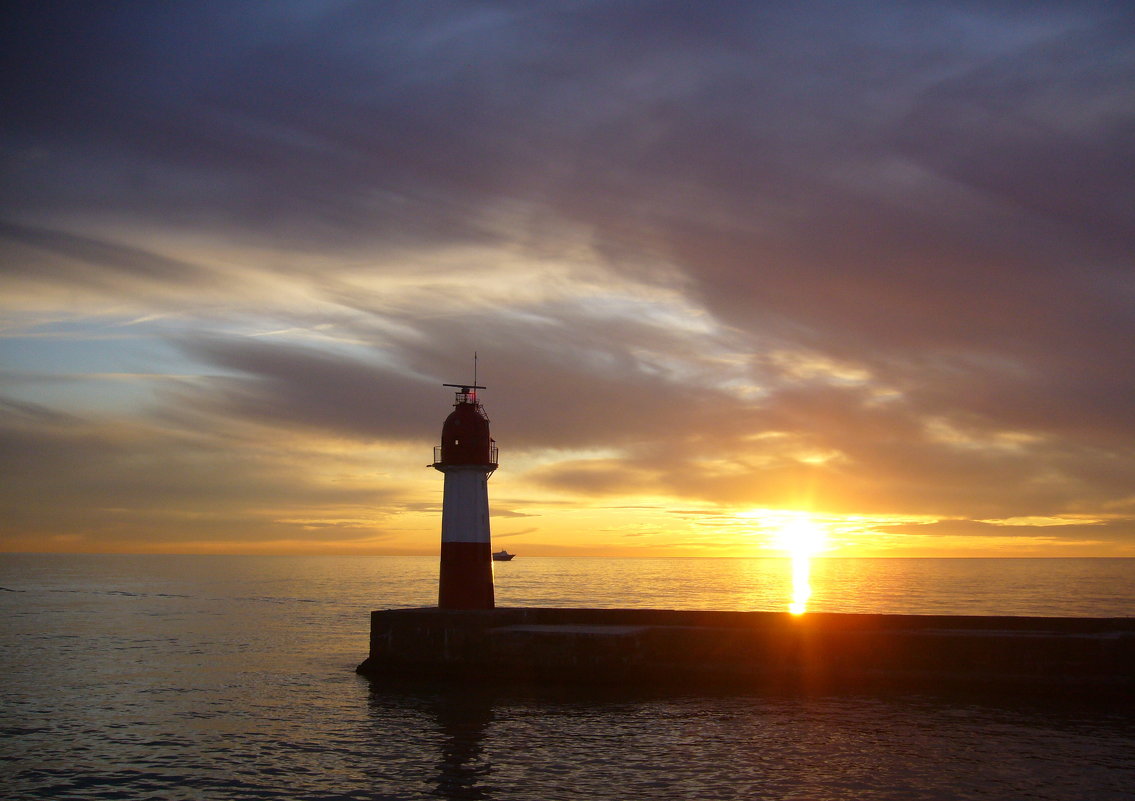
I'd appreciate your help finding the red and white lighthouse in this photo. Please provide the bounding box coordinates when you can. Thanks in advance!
[432,383,498,609]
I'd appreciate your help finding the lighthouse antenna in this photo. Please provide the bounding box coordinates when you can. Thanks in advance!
[443,354,484,402]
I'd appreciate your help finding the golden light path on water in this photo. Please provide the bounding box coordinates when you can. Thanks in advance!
[773,514,829,615]
[788,555,811,615]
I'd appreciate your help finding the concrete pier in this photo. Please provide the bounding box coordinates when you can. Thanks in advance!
[356,607,1135,697]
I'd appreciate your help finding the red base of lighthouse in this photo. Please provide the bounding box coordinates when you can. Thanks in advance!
[439,541,495,610]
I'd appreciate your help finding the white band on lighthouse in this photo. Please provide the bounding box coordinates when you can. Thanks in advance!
[439,469,491,544]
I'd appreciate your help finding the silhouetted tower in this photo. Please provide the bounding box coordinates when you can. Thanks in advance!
[431,383,498,609]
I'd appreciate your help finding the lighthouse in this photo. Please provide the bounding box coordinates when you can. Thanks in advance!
[432,382,498,609]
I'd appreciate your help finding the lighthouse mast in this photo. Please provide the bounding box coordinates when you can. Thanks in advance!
[431,382,498,609]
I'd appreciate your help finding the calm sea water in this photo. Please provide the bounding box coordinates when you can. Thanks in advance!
[2,555,1133,800]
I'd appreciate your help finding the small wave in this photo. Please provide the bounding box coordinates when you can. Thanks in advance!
[43,588,195,600]
[229,596,320,605]
[1,726,48,736]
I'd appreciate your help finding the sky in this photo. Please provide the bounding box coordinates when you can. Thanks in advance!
[2,1,1134,558]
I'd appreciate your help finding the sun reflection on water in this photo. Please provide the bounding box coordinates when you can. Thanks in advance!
[789,554,812,615]
[774,514,828,615]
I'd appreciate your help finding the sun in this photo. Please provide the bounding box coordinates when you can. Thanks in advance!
[772,513,828,558]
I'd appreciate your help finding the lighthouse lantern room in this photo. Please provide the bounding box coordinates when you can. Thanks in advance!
[431,383,498,609]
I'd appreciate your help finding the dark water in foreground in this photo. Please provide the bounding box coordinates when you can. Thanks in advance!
[2,555,1133,800]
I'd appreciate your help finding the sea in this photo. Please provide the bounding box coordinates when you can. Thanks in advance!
[2,554,1133,800]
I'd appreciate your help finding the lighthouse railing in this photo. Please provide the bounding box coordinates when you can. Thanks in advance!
[432,443,499,467]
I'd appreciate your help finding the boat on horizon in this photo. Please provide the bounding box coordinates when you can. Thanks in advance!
[492,550,515,561]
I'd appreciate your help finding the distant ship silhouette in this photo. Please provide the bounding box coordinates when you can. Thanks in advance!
[492,550,515,562]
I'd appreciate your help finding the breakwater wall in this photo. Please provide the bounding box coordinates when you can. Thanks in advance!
[356,607,1135,696]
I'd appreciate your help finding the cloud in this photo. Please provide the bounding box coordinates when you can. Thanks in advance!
[0,219,216,290]
[171,335,440,441]
[0,397,402,550]
[885,517,1135,546]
